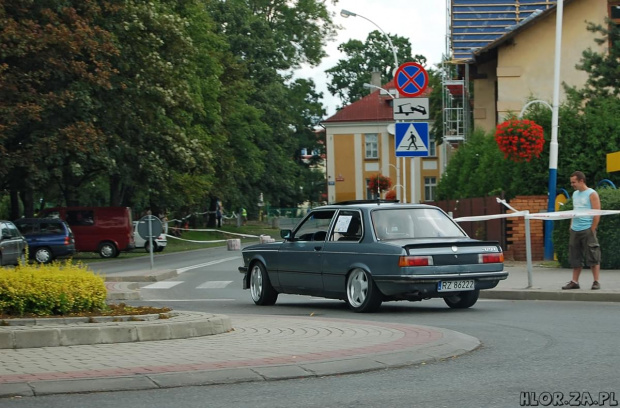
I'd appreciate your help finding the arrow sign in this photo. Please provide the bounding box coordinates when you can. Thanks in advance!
[393,98,430,120]
[395,123,430,157]
[394,62,429,98]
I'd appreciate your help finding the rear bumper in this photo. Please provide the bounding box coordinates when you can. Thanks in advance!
[374,270,508,298]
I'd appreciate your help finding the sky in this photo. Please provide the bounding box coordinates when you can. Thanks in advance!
[295,0,448,117]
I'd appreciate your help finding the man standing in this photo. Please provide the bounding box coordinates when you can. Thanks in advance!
[562,171,601,290]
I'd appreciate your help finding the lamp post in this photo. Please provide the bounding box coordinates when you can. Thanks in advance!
[545,0,563,260]
[343,9,403,202]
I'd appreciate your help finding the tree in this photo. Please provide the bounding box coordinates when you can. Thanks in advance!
[325,31,423,107]
[0,0,120,217]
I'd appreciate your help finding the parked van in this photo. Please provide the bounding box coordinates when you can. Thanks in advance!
[40,207,135,258]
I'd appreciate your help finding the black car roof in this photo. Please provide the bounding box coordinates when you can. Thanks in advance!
[15,218,64,223]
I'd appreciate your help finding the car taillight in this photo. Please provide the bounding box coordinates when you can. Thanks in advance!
[399,256,433,267]
[479,253,504,263]
[64,237,69,245]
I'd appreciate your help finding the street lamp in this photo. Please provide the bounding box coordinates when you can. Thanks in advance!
[343,9,404,202]
[340,9,399,76]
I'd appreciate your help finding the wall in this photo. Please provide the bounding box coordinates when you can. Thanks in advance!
[504,195,548,261]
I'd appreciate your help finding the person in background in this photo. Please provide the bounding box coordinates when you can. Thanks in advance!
[215,198,223,228]
[241,207,247,226]
[562,171,601,290]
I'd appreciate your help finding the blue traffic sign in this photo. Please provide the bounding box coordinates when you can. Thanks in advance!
[395,123,429,157]
[394,62,429,98]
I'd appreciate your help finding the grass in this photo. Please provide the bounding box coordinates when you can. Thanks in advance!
[70,222,281,262]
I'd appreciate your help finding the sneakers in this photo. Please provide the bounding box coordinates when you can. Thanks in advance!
[562,281,580,290]
[592,281,601,290]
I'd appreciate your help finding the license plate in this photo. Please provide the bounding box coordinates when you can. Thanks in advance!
[438,280,475,292]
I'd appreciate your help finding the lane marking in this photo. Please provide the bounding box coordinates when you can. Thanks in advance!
[142,281,184,289]
[177,256,241,274]
[196,281,233,289]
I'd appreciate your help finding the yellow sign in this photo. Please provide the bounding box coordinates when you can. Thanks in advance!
[555,193,567,212]
[607,151,620,172]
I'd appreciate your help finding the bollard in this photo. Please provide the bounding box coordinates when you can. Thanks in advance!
[227,238,241,251]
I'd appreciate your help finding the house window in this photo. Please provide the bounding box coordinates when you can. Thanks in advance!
[610,2,620,24]
[429,139,436,157]
[366,179,379,199]
[424,177,437,202]
[365,134,378,159]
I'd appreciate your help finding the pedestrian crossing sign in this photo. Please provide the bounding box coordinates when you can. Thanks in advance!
[395,122,429,157]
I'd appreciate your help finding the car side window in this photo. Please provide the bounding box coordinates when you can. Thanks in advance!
[293,210,335,241]
[5,222,20,238]
[66,210,95,226]
[40,221,62,234]
[330,211,363,242]
[15,222,36,235]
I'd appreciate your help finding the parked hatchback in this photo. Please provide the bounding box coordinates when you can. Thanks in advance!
[14,218,76,264]
[0,220,27,266]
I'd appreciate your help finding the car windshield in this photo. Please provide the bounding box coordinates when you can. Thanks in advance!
[371,208,467,240]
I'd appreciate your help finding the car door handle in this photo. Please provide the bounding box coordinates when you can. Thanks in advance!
[314,246,322,251]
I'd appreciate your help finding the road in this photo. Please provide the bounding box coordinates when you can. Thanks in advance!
[6,248,620,407]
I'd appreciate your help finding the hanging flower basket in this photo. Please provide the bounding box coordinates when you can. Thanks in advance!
[368,174,392,192]
[384,189,397,200]
[495,119,545,162]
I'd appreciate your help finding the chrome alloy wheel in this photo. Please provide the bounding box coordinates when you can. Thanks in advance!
[250,264,264,302]
[347,268,369,308]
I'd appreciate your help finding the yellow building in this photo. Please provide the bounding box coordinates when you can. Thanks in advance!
[467,0,609,132]
[322,80,445,204]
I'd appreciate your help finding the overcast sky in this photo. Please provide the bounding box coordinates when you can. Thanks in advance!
[295,0,447,117]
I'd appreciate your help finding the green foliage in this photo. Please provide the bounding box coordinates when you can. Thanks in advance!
[553,188,620,269]
[325,31,421,107]
[0,261,107,316]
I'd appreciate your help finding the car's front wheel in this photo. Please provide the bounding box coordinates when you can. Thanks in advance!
[444,289,480,309]
[34,247,53,264]
[345,268,382,313]
[98,242,118,258]
[145,240,159,253]
[249,262,278,306]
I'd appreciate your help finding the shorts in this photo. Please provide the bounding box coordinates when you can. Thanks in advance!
[569,228,601,268]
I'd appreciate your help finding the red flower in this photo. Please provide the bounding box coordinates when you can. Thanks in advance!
[368,174,392,192]
[495,119,545,163]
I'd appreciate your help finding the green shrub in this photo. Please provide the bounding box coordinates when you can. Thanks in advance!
[0,260,107,316]
[553,188,620,269]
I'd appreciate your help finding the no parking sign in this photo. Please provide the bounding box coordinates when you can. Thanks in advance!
[394,62,429,98]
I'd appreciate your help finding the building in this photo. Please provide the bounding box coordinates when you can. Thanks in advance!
[450,0,609,132]
[322,76,446,204]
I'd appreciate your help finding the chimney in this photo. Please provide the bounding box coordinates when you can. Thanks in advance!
[370,68,381,87]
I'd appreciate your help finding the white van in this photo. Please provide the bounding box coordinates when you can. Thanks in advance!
[132,222,167,252]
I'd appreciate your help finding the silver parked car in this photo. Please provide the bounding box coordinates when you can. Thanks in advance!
[0,220,28,266]
[239,200,508,313]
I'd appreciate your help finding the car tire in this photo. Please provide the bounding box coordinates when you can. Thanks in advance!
[156,246,164,252]
[98,242,118,259]
[249,262,278,306]
[345,268,382,313]
[145,240,159,253]
[34,247,53,264]
[444,289,480,309]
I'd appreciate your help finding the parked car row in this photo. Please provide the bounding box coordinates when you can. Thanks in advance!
[1,206,169,266]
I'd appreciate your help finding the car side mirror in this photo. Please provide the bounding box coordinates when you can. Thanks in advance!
[280,229,292,240]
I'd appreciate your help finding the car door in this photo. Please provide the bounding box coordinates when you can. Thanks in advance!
[0,222,16,265]
[277,210,336,296]
[321,210,365,298]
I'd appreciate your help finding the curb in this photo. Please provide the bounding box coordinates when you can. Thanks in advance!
[480,289,620,302]
[0,320,480,398]
[0,312,231,349]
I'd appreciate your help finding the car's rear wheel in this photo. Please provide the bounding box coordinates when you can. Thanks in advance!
[98,242,118,258]
[34,247,53,264]
[444,289,480,309]
[346,268,382,313]
[155,246,164,252]
[249,262,278,306]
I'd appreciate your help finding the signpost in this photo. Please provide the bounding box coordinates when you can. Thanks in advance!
[393,97,429,120]
[395,122,430,157]
[394,62,429,98]
[137,215,163,269]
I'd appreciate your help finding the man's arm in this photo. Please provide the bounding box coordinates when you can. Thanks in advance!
[591,191,601,230]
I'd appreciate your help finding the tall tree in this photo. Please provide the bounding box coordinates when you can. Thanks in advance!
[0,0,120,216]
[325,31,422,107]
